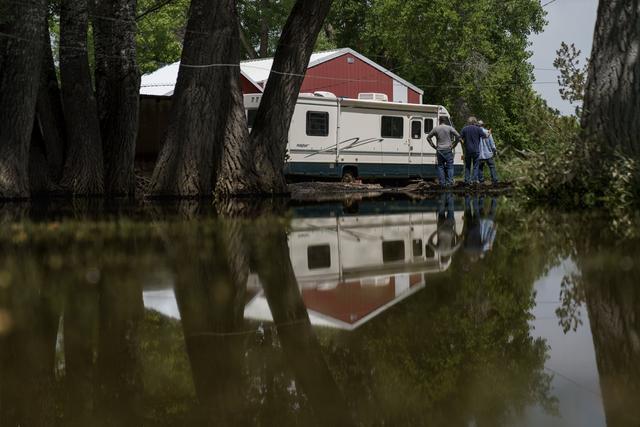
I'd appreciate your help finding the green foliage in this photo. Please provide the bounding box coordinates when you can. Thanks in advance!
[327,0,547,150]
[554,42,588,115]
[136,0,190,74]
[237,0,296,57]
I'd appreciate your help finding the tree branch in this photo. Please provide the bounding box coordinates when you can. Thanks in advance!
[136,0,177,21]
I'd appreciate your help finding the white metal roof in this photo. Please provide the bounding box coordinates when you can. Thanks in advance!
[240,49,344,83]
[140,47,423,96]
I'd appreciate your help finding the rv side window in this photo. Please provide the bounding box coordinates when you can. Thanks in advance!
[411,121,422,139]
[306,111,329,136]
[381,116,404,139]
[247,109,258,128]
[308,244,331,269]
[424,118,434,133]
[382,241,405,263]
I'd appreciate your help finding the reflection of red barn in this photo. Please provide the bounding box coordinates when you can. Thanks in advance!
[138,48,424,158]
[243,273,425,330]
[301,274,424,327]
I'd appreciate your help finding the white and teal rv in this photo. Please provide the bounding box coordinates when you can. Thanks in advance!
[244,92,463,181]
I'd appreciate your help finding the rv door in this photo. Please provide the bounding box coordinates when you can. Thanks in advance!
[410,118,423,175]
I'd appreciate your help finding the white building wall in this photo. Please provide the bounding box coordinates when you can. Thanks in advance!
[393,80,408,103]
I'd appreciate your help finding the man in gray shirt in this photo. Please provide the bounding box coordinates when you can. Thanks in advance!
[427,116,461,186]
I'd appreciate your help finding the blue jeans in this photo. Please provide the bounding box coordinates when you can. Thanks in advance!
[464,151,480,183]
[479,157,499,183]
[436,149,455,186]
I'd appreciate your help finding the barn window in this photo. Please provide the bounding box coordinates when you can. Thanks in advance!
[308,245,331,270]
[306,111,329,136]
[246,109,258,127]
[424,118,435,133]
[381,116,404,139]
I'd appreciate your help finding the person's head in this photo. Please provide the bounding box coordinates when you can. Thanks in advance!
[478,120,485,127]
[467,116,478,125]
[439,116,448,125]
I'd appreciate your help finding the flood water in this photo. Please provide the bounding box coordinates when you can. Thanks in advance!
[0,195,638,426]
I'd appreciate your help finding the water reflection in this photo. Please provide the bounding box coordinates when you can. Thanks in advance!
[0,197,639,426]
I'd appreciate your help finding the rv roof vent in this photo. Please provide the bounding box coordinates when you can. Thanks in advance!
[313,91,336,98]
[358,93,389,102]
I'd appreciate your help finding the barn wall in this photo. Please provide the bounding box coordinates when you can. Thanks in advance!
[241,75,262,94]
[137,95,171,161]
[300,53,394,100]
[408,89,421,104]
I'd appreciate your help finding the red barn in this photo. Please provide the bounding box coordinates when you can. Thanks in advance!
[138,48,423,158]
[140,47,423,103]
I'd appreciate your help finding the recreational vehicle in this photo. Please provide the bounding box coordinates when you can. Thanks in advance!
[244,92,464,181]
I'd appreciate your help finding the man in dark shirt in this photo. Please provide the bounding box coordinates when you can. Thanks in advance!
[460,116,488,185]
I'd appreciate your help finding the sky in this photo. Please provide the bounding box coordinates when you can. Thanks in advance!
[529,0,599,115]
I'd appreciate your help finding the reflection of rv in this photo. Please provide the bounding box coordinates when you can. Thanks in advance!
[244,203,464,330]
[143,201,466,331]
[244,93,463,181]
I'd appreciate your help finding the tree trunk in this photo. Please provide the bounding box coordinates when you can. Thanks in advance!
[259,0,270,57]
[581,0,640,158]
[29,124,53,193]
[222,0,334,195]
[35,16,67,184]
[0,0,48,199]
[59,0,104,195]
[94,0,141,196]
[148,0,239,197]
[239,23,258,59]
[214,47,257,197]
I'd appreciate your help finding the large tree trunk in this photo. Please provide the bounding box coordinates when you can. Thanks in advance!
[35,16,67,184]
[259,0,270,57]
[220,0,333,195]
[149,0,239,197]
[581,0,640,159]
[94,0,141,196]
[0,0,48,199]
[59,0,104,195]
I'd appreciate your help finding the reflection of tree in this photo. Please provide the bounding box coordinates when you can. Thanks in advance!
[170,219,247,426]
[251,218,354,427]
[0,261,60,426]
[0,226,149,425]
[0,200,564,426]
[319,199,558,426]
[581,251,640,426]
[544,209,640,425]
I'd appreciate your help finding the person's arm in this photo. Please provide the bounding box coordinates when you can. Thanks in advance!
[488,134,497,155]
[426,129,438,150]
[450,127,461,149]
